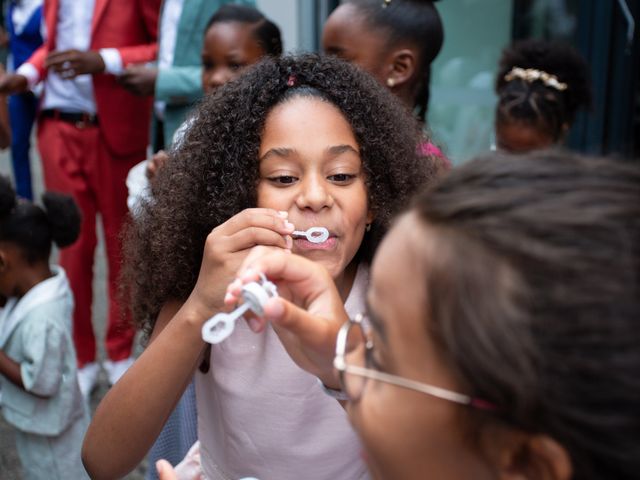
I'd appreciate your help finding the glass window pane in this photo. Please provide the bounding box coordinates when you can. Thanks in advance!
[428,1,513,164]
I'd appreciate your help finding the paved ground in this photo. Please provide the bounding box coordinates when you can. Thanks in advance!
[0,144,148,479]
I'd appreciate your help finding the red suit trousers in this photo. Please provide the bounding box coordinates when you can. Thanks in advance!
[37,117,142,366]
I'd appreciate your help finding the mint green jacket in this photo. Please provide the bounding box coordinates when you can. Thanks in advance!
[155,0,255,145]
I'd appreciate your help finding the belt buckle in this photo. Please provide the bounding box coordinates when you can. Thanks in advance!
[75,113,94,129]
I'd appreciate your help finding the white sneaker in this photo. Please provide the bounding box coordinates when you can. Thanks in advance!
[77,362,100,399]
[103,357,135,386]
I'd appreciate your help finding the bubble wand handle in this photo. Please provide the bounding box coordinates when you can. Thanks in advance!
[291,227,329,243]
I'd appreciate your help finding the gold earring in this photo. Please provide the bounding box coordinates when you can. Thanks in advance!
[386,78,395,88]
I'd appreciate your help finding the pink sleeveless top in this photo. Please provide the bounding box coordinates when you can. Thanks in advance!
[196,265,370,480]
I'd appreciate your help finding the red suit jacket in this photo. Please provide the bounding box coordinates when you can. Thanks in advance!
[27,0,161,156]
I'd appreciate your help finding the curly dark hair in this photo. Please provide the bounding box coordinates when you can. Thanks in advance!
[122,53,435,333]
[495,39,593,140]
[416,151,640,479]
[0,175,81,263]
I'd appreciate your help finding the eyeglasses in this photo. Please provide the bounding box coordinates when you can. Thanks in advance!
[333,313,497,410]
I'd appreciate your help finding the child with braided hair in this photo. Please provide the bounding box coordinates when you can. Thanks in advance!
[322,0,448,167]
[494,38,592,153]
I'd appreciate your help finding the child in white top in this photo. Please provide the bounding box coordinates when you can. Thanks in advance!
[0,175,87,480]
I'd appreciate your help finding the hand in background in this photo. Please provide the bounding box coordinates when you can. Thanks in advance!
[146,150,169,179]
[0,69,28,95]
[45,49,106,79]
[118,64,158,96]
[156,441,205,480]
[0,27,9,49]
[156,460,180,480]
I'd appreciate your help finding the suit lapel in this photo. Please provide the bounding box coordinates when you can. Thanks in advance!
[44,0,60,50]
[91,0,109,34]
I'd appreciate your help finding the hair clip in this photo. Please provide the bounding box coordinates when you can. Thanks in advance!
[504,67,568,91]
[287,74,296,87]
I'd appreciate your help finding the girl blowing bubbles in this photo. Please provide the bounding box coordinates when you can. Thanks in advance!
[127,7,283,477]
[0,176,88,480]
[231,151,640,480]
[83,54,436,479]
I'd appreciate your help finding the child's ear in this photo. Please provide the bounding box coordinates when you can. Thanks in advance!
[366,209,374,226]
[484,427,572,480]
[386,48,417,90]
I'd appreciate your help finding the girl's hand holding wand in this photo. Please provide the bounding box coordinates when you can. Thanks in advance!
[185,208,294,322]
[225,247,348,390]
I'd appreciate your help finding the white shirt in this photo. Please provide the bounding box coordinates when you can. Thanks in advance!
[154,0,185,119]
[0,266,73,348]
[126,116,192,213]
[16,0,123,113]
[10,0,43,36]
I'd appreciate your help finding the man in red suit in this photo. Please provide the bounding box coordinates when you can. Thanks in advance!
[0,0,161,397]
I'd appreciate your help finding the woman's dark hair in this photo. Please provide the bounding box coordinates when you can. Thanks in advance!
[0,176,81,263]
[495,39,593,141]
[415,151,640,479]
[123,53,435,334]
[345,0,443,121]
[206,4,283,56]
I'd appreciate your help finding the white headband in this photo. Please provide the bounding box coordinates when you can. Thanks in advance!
[504,67,568,91]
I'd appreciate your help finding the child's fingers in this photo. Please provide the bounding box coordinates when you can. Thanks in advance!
[239,246,291,278]
[226,251,329,309]
[244,296,331,344]
[224,248,287,303]
[224,276,256,304]
[262,297,343,380]
[237,249,324,286]
[155,459,178,480]
[218,208,293,237]
[225,226,292,253]
[244,311,266,333]
[266,297,337,352]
